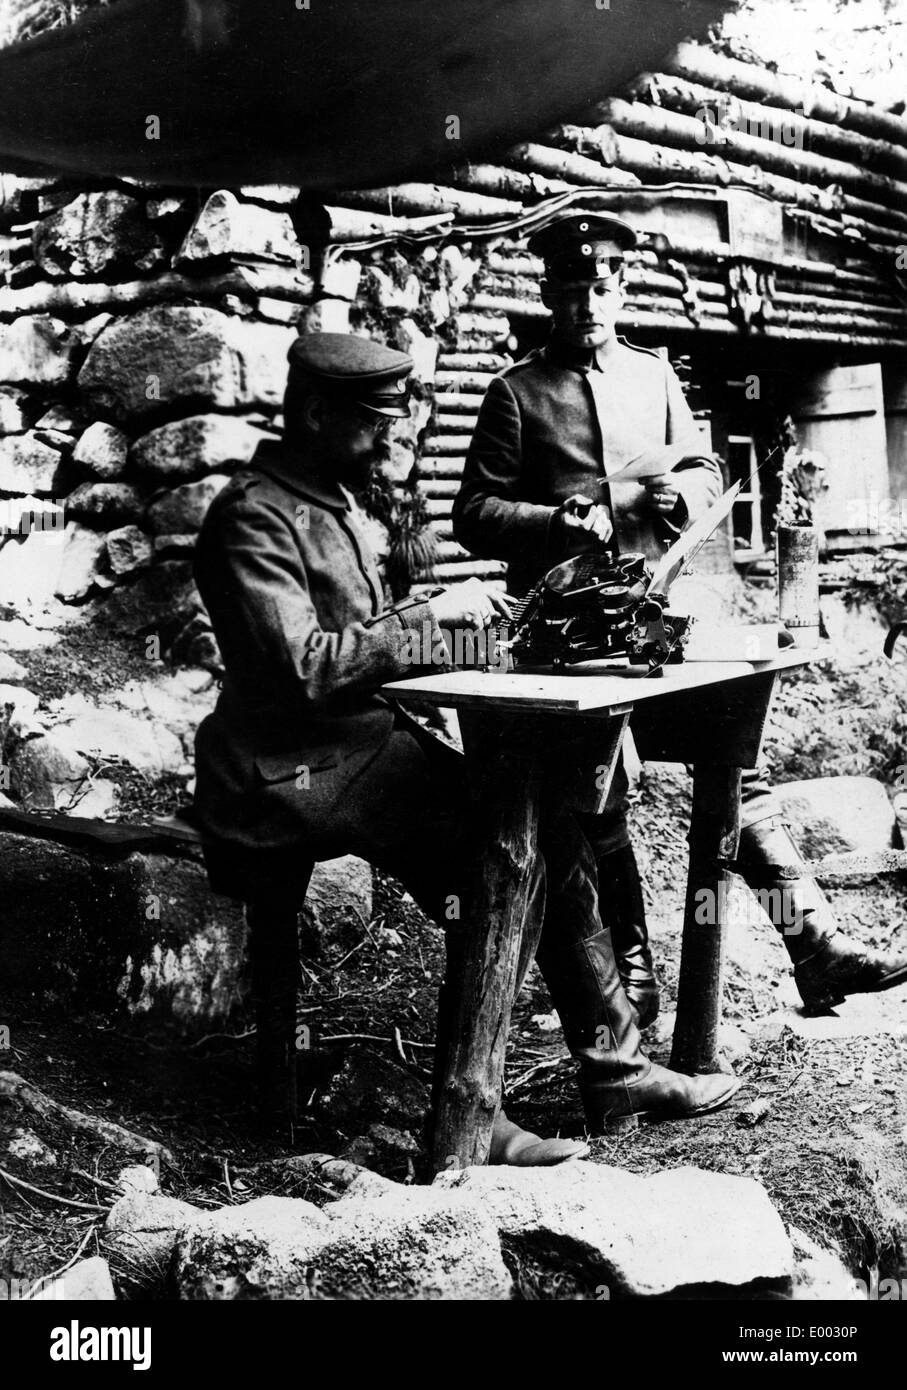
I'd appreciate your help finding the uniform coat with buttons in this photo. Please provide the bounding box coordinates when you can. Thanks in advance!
[452,335,723,597]
[192,438,443,870]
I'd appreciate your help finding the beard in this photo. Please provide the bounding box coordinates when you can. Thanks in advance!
[336,431,391,494]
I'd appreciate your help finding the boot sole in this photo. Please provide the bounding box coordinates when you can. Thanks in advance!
[798,961,907,1014]
[594,1077,743,1130]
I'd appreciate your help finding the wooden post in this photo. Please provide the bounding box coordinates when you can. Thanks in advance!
[670,763,741,1075]
[431,714,542,1174]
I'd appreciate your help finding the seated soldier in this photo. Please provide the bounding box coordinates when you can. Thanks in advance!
[453,210,907,1030]
[192,331,741,1154]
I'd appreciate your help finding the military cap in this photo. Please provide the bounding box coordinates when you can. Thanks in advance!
[287,332,413,418]
[528,213,637,282]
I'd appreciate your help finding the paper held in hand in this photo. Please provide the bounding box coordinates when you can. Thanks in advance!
[606,441,692,483]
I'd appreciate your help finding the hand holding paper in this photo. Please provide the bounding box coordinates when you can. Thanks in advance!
[607,441,692,483]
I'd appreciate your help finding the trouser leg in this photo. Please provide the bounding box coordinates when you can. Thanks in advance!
[245,883,307,1127]
[534,803,741,1128]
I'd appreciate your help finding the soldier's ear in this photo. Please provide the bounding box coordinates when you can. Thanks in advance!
[302,392,325,434]
[540,278,559,310]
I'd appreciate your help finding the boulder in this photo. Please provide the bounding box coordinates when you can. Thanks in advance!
[55,522,107,602]
[105,1190,199,1297]
[432,1162,793,1299]
[176,190,298,265]
[176,1196,331,1300]
[33,190,163,279]
[0,832,249,1031]
[145,475,230,535]
[6,1125,57,1168]
[100,561,204,644]
[778,777,897,858]
[117,1164,160,1196]
[339,1123,422,1180]
[316,1047,430,1135]
[64,482,145,527]
[78,306,294,423]
[0,386,31,433]
[301,855,373,956]
[175,1192,511,1301]
[72,421,130,480]
[49,709,184,775]
[0,433,64,494]
[0,653,28,683]
[106,525,153,576]
[8,731,90,810]
[0,315,73,386]
[131,413,269,483]
[0,619,57,652]
[34,404,86,438]
[33,1256,116,1302]
[0,682,39,748]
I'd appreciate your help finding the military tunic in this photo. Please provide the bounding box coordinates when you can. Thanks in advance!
[192,438,447,875]
[452,335,722,597]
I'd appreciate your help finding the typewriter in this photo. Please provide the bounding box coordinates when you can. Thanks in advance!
[505,551,690,674]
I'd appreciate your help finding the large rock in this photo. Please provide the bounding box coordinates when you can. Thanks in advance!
[33,1256,116,1302]
[33,190,163,279]
[55,522,107,602]
[0,653,28,683]
[432,1162,793,1299]
[8,730,91,810]
[100,561,204,645]
[301,855,374,956]
[176,190,298,265]
[778,777,897,858]
[131,414,269,484]
[72,421,129,480]
[0,832,249,1031]
[175,1192,511,1300]
[0,386,31,433]
[106,525,153,576]
[64,481,145,527]
[145,475,230,535]
[49,709,184,775]
[105,1190,200,1297]
[0,682,39,748]
[316,1047,430,1135]
[78,307,294,423]
[0,315,73,386]
[0,433,64,494]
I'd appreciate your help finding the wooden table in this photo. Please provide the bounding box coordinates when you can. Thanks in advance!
[383,647,812,1174]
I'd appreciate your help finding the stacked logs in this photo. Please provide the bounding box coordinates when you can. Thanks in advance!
[1,40,906,614]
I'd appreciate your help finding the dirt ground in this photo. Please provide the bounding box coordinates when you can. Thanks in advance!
[2,590,907,1297]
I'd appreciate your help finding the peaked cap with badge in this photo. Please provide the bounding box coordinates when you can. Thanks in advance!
[528,212,637,282]
[288,332,414,418]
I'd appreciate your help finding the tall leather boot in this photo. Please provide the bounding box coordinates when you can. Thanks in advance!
[596,844,660,1029]
[432,926,586,1165]
[738,816,907,1013]
[535,923,741,1133]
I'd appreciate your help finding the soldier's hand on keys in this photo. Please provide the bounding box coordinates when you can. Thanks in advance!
[428,578,512,631]
[643,473,680,515]
[556,495,613,544]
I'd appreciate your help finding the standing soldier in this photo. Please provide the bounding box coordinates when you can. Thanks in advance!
[453,211,907,1056]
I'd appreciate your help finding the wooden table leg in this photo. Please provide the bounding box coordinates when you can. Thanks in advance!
[670,763,741,1076]
[431,714,542,1174]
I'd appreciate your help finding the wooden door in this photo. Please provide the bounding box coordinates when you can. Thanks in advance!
[792,364,889,535]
